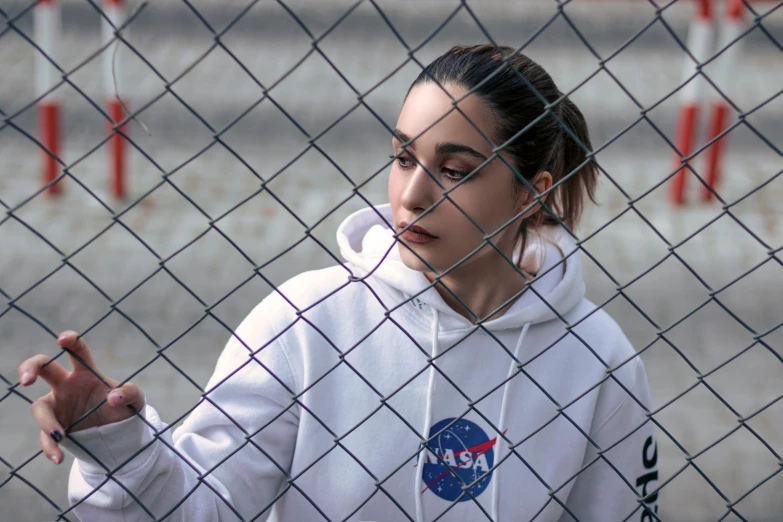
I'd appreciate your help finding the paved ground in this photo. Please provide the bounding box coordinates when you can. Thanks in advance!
[1,1,783,521]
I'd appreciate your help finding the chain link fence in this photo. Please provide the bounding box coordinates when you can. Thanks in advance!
[2,0,783,520]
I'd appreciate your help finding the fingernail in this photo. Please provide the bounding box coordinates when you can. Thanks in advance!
[50,455,60,465]
[57,333,68,343]
[20,371,32,385]
[109,392,122,405]
[50,430,62,443]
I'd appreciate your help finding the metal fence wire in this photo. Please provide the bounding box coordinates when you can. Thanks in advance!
[2,0,783,521]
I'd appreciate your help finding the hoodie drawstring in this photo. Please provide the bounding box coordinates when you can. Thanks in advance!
[491,322,531,522]
[415,308,440,522]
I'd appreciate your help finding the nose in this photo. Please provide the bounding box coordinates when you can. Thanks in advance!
[400,163,440,214]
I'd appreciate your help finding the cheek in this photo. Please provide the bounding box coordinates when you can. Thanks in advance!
[445,188,505,236]
[447,190,522,252]
[388,171,401,206]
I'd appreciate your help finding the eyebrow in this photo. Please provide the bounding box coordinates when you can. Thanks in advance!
[392,128,488,161]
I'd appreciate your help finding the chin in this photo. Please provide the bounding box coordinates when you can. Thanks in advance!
[398,244,433,273]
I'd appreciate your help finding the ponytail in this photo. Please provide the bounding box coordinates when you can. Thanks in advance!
[537,96,599,231]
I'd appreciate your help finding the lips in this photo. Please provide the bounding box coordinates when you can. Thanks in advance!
[399,222,437,238]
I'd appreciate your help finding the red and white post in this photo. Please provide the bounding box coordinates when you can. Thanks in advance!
[102,0,129,200]
[671,0,715,206]
[35,0,63,197]
[701,0,744,202]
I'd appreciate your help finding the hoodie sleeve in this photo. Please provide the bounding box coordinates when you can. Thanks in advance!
[558,357,660,522]
[60,294,300,522]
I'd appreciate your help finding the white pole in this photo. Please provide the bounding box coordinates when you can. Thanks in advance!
[34,0,64,196]
[702,0,745,202]
[671,0,715,205]
[102,0,129,200]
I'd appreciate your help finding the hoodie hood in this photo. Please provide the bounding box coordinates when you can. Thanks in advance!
[337,204,585,332]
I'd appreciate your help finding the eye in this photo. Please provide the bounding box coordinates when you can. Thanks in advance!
[443,168,469,182]
[389,153,414,170]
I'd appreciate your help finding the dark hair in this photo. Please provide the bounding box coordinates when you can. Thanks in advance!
[407,44,598,243]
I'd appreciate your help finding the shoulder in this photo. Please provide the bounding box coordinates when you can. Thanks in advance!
[567,298,637,368]
[273,265,351,304]
[221,265,359,367]
[568,298,648,403]
[566,299,653,430]
[250,264,371,326]
[272,264,368,309]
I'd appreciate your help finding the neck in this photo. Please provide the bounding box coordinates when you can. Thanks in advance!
[425,247,534,324]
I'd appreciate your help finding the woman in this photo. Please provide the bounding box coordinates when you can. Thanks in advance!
[18,45,659,522]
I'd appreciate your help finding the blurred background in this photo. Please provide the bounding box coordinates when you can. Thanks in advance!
[1,0,783,520]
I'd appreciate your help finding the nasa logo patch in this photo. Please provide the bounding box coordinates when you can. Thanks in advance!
[420,418,498,502]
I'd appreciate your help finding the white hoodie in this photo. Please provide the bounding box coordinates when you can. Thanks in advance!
[62,204,659,522]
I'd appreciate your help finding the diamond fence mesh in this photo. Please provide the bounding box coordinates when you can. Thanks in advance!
[2,0,783,521]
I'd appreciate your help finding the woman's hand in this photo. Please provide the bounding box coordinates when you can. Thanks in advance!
[17,330,146,465]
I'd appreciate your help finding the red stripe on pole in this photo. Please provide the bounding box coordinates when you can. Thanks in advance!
[696,0,713,21]
[107,99,128,199]
[728,0,745,21]
[702,102,729,202]
[671,104,698,206]
[39,102,62,196]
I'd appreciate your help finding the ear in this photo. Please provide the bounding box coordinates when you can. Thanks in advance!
[516,171,553,217]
